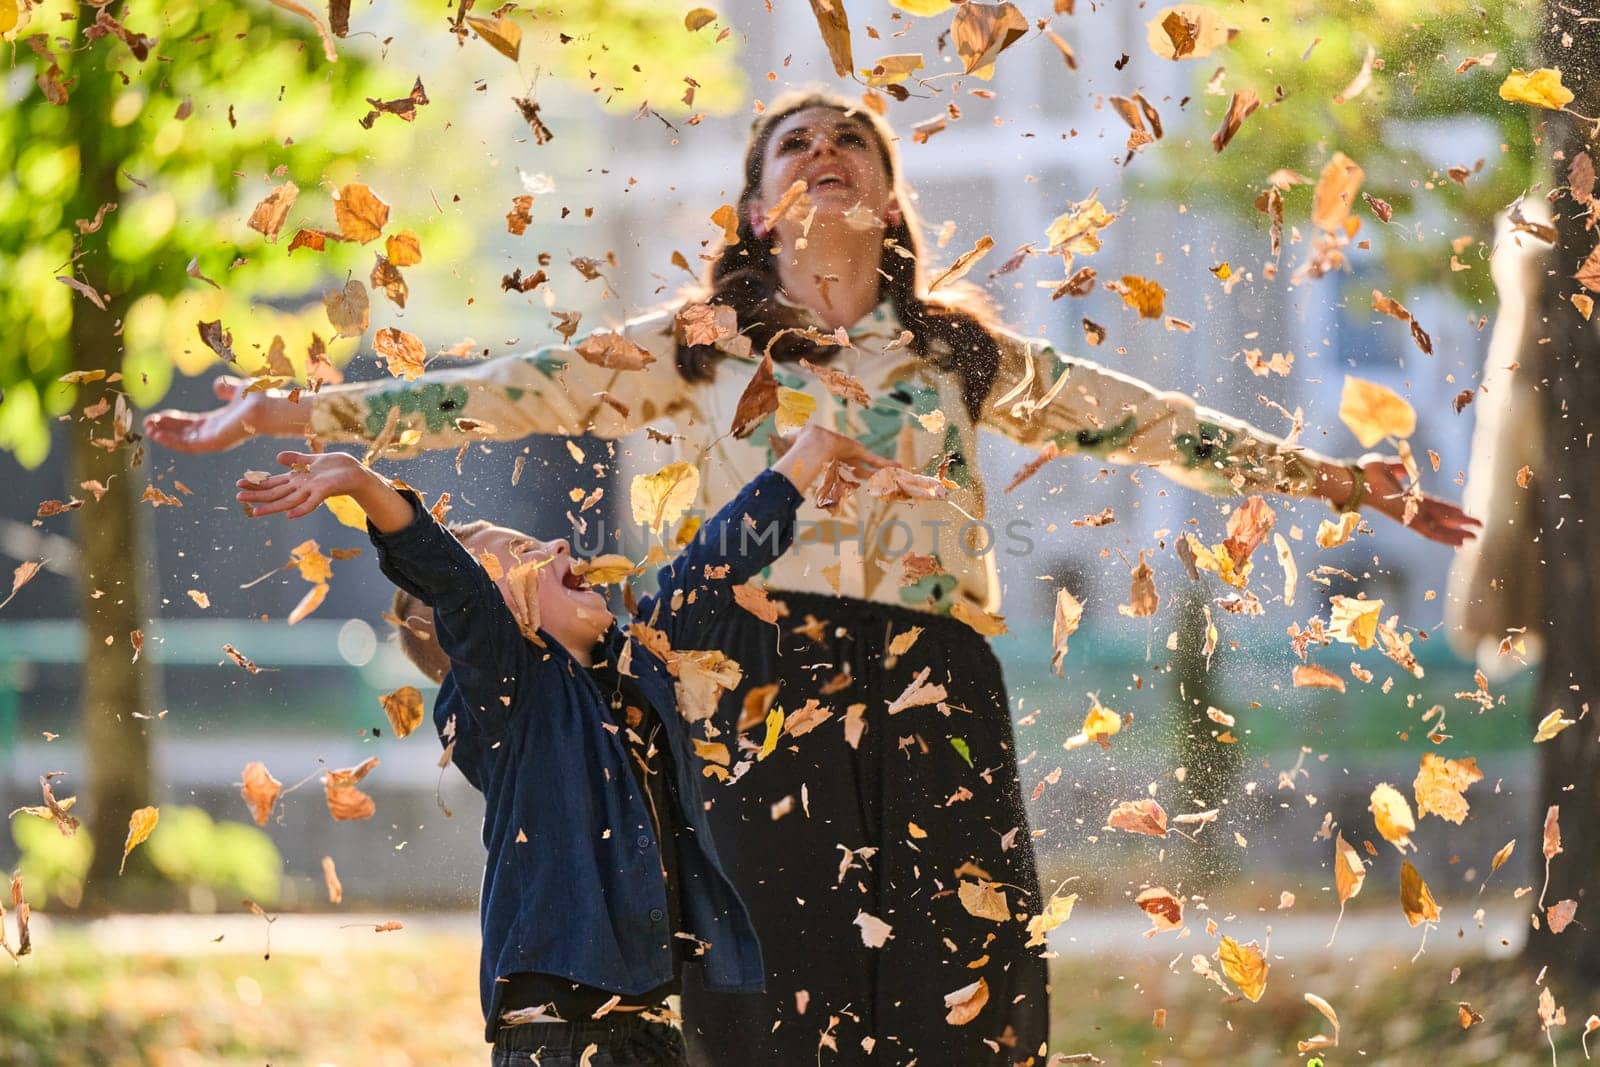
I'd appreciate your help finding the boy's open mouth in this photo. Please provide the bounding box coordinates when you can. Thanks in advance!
[561,567,591,592]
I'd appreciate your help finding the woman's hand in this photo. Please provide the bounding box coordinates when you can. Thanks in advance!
[772,424,895,492]
[234,450,415,531]
[144,376,309,453]
[1357,456,1481,547]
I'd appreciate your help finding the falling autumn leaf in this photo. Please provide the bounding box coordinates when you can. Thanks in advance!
[1118,551,1159,618]
[1109,275,1166,319]
[806,0,853,78]
[324,757,380,821]
[1533,708,1576,743]
[1413,753,1483,825]
[466,14,521,61]
[576,332,656,371]
[1211,89,1260,153]
[958,879,1011,923]
[1339,376,1414,447]
[775,387,816,434]
[1045,195,1118,264]
[322,856,343,905]
[1136,887,1184,933]
[1217,936,1269,1002]
[1327,832,1365,946]
[1292,663,1345,692]
[1024,892,1076,947]
[370,254,408,308]
[854,910,894,947]
[1369,783,1416,853]
[381,686,425,738]
[1399,860,1440,926]
[1064,699,1120,751]
[730,353,779,439]
[323,280,370,338]
[1107,798,1168,837]
[928,235,995,291]
[886,666,947,716]
[1146,5,1235,60]
[1,560,42,613]
[1051,588,1084,675]
[375,327,426,380]
[631,462,700,536]
[119,806,159,875]
[332,183,389,244]
[943,977,990,1025]
[240,762,282,826]
[287,582,329,625]
[1498,68,1574,110]
[247,181,299,242]
[1327,595,1382,650]
[950,600,1008,637]
[951,2,1028,80]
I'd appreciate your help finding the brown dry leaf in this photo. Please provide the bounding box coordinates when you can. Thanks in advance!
[321,856,343,905]
[1543,804,1562,863]
[1045,195,1118,263]
[1217,936,1269,1002]
[1223,496,1274,569]
[1547,899,1578,934]
[1413,753,1483,825]
[1312,152,1365,233]
[862,466,947,503]
[247,181,298,242]
[1051,588,1084,676]
[951,2,1028,80]
[1118,551,1159,618]
[1211,89,1260,153]
[287,582,329,625]
[950,600,1007,637]
[119,806,159,875]
[733,583,786,626]
[223,643,263,674]
[240,762,282,826]
[805,0,853,77]
[676,303,741,348]
[466,14,521,61]
[943,977,990,1026]
[324,757,380,821]
[1575,245,1600,295]
[332,183,389,244]
[1,560,43,613]
[1292,663,1345,692]
[1136,887,1184,932]
[928,235,995,291]
[1369,783,1416,853]
[1107,798,1168,837]
[1146,5,1235,60]
[958,880,1011,923]
[799,358,872,407]
[197,319,236,362]
[730,353,779,439]
[323,281,370,339]
[1110,275,1165,319]
[370,254,408,309]
[1327,830,1366,946]
[375,327,426,380]
[381,685,425,738]
[886,666,947,716]
[506,195,534,236]
[577,332,656,372]
[1399,860,1440,926]
[384,230,422,267]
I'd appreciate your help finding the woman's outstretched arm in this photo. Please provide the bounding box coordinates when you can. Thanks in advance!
[982,333,1479,546]
[144,314,690,454]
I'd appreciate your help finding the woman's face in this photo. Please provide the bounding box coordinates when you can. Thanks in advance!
[752,106,897,238]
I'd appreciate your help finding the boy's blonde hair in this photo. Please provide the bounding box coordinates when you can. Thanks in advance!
[388,519,495,684]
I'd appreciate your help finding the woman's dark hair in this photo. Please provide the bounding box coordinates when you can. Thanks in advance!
[676,90,1001,421]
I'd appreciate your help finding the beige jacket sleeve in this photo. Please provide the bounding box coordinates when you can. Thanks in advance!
[306,313,691,449]
[980,330,1329,497]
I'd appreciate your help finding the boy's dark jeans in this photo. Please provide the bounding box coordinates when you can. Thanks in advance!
[490,1015,687,1066]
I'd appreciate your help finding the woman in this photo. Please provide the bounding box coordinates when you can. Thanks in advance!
[147,91,1477,1064]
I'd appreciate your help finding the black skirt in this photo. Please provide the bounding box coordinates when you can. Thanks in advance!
[681,590,1049,1066]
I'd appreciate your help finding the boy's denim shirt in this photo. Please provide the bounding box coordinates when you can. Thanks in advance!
[370,468,802,1037]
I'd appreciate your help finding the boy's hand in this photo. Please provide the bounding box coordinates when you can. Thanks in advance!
[233,447,380,518]
[772,424,895,493]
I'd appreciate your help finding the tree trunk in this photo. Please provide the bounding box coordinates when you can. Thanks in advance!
[1524,4,1600,978]
[65,16,159,906]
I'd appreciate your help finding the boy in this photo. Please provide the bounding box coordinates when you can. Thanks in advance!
[236,425,891,1066]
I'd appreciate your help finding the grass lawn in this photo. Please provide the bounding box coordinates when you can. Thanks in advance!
[0,916,1581,1066]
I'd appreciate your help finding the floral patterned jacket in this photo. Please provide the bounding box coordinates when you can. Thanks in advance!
[308,300,1326,615]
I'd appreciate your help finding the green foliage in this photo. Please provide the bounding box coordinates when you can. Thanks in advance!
[0,0,745,467]
[1153,0,1538,303]
[10,804,282,910]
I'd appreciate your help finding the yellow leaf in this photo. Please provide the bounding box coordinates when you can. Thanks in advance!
[1334,832,1365,905]
[240,762,282,826]
[571,553,637,586]
[1113,275,1166,318]
[1045,195,1119,264]
[1399,860,1441,926]
[466,14,521,61]
[1498,68,1574,110]
[890,0,952,14]
[757,706,784,761]
[1327,595,1383,650]
[380,685,425,739]
[1413,753,1483,825]
[1,0,29,39]
[384,231,422,267]
[630,461,701,535]
[1145,5,1236,61]
[692,738,731,766]
[1534,708,1576,743]
[950,599,1007,637]
[119,806,160,875]
[710,204,740,245]
[957,879,1011,923]
[1065,698,1121,750]
[1490,839,1516,874]
[1025,892,1077,947]
[1339,375,1415,446]
[888,626,924,658]
[774,387,815,434]
[1369,783,1416,853]
[1217,936,1269,1002]
[332,183,389,244]
[324,495,369,530]
[861,53,925,87]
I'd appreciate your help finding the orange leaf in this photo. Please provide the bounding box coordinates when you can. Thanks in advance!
[324,757,380,821]
[119,806,159,875]
[332,183,389,244]
[380,686,425,738]
[240,762,282,826]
